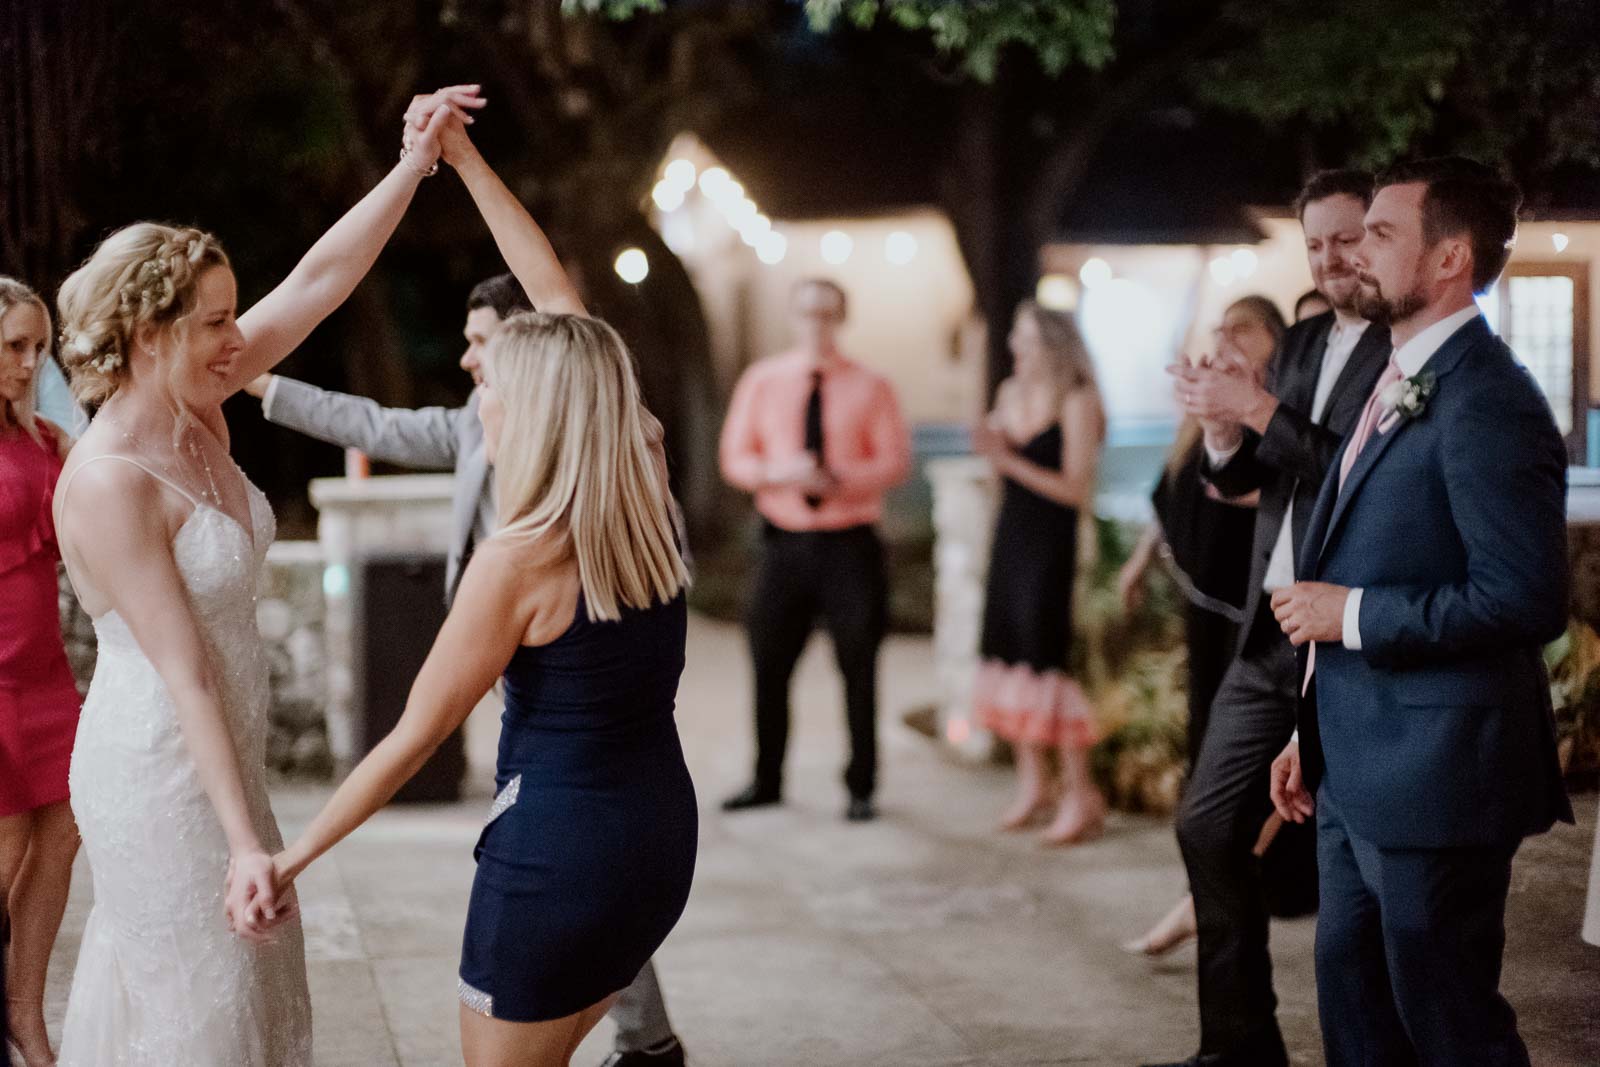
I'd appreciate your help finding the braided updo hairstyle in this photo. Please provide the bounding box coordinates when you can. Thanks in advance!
[56,223,230,406]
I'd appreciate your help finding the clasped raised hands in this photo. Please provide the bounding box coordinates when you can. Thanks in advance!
[403,84,487,169]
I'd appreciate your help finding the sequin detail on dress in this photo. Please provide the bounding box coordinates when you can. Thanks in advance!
[458,978,495,1018]
[485,774,521,826]
[56,463,313,1066]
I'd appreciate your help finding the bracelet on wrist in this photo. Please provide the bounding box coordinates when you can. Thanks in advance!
[399,146,439,178]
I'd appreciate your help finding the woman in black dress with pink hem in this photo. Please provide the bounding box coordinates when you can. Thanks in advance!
[971,301,1108,846]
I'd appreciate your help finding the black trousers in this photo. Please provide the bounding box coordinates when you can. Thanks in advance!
[1183,602,1239,773]
[1315,788,1527,1067]
[747,524,887,800]
[1175,602,1299,1054]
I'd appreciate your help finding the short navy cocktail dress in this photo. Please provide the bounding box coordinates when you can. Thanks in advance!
[457,591,698,1022]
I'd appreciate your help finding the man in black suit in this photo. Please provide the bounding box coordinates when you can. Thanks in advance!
[1270,158,1571,1067]
[1142,170,1393,1067]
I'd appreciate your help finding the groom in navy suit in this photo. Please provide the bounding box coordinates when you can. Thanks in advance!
[1268,157,1574,1067]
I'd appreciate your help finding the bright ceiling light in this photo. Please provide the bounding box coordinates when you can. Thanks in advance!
[1036,274,1076,310]
[820,230,854,265]
[756,231,788,265]
[697,167,730,195]
[885,231,918,265]
[664,158,697,190]
[1079,257,1112,289]
[614,248,649,284]
[1230,247,1258,278]
[651,181,684,212]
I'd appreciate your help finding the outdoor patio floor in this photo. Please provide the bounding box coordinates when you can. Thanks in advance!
[42,613,1600,1066]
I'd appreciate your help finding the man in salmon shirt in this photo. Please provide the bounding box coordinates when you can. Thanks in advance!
[719,278,912,823]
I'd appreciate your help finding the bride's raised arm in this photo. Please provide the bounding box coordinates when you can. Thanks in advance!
[228,85,486,391]
[406,98,586,317]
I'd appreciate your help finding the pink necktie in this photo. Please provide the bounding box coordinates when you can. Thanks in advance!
[1338,358,1404,488]
[1304,357,1404,695]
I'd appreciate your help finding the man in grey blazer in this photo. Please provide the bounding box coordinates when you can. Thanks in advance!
[246,274,689,1067]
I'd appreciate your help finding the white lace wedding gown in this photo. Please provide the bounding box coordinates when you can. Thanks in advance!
[56,455,312,1066]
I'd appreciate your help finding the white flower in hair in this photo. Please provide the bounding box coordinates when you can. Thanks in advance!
[92,352,122,374]
[71,332,96,356]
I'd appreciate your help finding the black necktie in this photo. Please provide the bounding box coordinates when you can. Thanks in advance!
[804,369,825,508]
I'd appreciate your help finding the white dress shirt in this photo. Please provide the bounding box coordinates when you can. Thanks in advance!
[1204,318,1370,589]
[1260,318,1369,593]
[1340,303,1483,649]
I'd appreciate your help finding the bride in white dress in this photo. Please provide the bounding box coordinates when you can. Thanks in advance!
[44,87,481,1067]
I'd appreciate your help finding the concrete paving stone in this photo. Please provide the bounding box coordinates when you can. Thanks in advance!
[370,955,468,1066]
[308,960,402,1067]
[638,929,976,1067]
[35,614,1599,1066]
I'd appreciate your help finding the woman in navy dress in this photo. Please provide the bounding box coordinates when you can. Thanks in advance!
[268,100,696,1066]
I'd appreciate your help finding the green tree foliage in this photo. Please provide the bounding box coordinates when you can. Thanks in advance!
[1191,0,1600,184]
[570,0,1116,80]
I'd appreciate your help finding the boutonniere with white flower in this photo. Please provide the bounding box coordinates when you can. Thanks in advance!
[1377,369,1436,432]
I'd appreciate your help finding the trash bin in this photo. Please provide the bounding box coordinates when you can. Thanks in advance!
[350,550,466,803]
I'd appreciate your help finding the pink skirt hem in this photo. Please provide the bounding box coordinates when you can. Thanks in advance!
[973,659,1098,749]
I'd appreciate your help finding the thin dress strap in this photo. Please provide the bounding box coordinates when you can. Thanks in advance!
[56,453,206,513]
[54,454,214,617]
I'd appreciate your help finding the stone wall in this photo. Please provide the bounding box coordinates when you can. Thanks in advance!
[926,457,1001,761]
[56,540,335,782]
[258,541,333,779]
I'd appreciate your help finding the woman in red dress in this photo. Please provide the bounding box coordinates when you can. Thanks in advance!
[0,278,82,1067]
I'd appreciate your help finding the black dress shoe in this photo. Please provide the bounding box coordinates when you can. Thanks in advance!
[599,1038,686,1067]
[845,796,877,822]
[721,782,781,811]
[1139,1029,1288,1067]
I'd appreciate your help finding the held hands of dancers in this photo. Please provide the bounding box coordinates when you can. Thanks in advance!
[223,848,298,944]
[403,85,487,170]
[398,84,487,175]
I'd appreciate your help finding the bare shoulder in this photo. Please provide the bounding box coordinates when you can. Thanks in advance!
[458,532,580,647]
[56,448,162,526]
[53,449,183,583]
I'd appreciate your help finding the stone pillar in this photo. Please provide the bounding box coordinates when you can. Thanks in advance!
[308,474,455,772]
[926,456,1000,761]
[258,541,333,778]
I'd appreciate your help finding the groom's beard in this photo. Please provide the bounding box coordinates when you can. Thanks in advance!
[1355,274,1427,326]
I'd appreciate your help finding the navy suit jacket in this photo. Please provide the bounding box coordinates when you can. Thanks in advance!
[1297,314,1574,849]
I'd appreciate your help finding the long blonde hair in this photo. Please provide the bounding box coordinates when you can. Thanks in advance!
[487,312,689,622]
[55,222,230,408]
[1012,300,1105,442]
[0,277,49,444]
